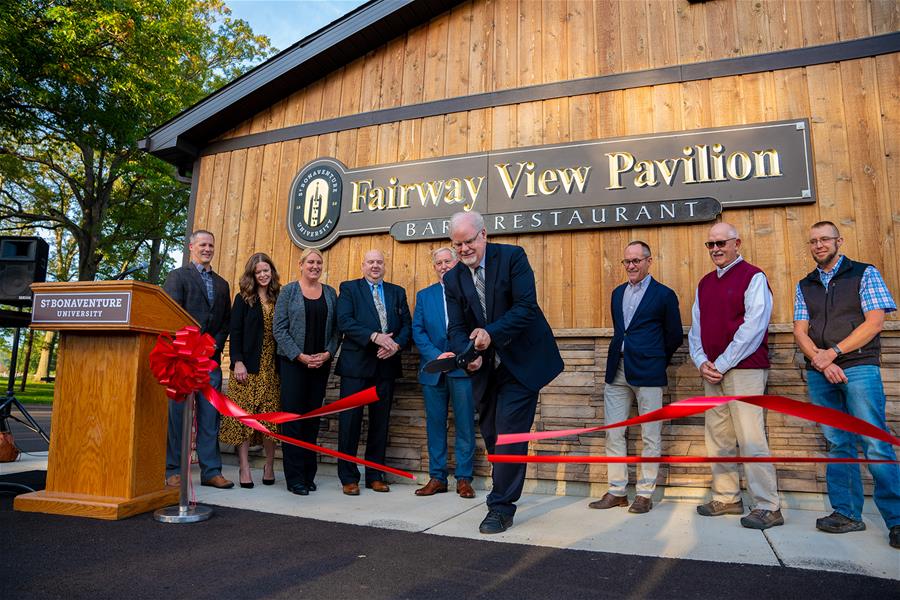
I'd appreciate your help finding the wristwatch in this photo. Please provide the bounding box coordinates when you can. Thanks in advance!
[830,344,843,356]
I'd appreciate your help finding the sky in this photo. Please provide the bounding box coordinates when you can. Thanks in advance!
[225,0,368,54]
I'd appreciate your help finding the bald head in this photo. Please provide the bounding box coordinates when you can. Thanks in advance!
[362,249,385,283]
[709,222,738,240]
[705,222,742,268]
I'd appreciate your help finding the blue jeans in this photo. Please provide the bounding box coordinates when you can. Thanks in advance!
[807,365,900,527]
[166,367,223,481]
[422,376,475,482]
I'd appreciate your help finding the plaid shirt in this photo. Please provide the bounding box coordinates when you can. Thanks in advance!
[793,255,896,321]
[194,261,215,304]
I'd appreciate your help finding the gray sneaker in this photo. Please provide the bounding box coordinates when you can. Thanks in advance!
[741,508,785,530]
[697,499,744,516]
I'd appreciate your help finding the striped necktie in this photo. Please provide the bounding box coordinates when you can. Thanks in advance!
[474,266,487,321]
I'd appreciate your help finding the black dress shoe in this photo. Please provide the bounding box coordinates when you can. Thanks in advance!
[262,477,275,486]
[290,483,309,496]
[239,481,254,489]
[308,482,317,492]
[479,510,513,534]
[890,525,900,549]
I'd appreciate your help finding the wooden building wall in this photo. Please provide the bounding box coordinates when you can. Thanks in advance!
[194,0,900,493]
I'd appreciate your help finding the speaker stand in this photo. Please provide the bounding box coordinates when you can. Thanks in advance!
[0,322,50,444]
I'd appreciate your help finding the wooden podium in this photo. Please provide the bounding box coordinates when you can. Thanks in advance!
[14,280,196,520]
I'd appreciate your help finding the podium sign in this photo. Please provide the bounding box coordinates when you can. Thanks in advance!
[32,291,132,324]
[14,281,196,520]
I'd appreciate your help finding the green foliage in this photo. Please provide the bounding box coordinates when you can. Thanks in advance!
[14,381,56,405]
[0,0,273,281]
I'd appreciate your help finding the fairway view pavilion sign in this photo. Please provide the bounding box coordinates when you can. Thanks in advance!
[286,120,815,249]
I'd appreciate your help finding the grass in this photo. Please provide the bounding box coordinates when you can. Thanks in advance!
[8,381,55,405]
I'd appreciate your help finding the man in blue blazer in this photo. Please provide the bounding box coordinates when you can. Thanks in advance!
[412,247,476,499]
[589,241,682,514]
[442,211,564,534]
[335,249,412,495]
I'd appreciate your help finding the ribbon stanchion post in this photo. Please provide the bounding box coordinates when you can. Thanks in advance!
[154,391,212,523]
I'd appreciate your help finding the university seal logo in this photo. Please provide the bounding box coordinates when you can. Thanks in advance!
[287,161,343,245]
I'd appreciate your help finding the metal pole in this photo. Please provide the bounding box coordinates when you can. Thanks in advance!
[154,392,212,523]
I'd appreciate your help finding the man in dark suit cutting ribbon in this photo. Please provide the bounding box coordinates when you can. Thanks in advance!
[588,241,682,515]
[441,211,564,534]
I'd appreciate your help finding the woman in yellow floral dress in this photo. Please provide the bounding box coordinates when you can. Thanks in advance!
[220,253,281,488]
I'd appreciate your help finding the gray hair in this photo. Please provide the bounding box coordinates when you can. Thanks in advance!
[449,211,484,235]
[431,247,457,261]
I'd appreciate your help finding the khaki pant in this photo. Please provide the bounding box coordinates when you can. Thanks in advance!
[604,361,663,497]
[703,368,780,511]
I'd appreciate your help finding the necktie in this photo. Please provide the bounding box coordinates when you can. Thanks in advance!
[372,284,388,332]
[474,266,487,321]
[200,269,214,304]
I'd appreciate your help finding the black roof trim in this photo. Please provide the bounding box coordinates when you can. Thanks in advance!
[140,0,462,169]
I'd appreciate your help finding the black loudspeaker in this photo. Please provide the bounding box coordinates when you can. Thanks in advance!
[0,237,50,306]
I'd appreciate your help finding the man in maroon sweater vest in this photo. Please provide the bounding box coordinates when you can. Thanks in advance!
[687,222,783,530]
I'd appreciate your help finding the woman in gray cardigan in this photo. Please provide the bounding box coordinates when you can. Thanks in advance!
[273,247,340,496]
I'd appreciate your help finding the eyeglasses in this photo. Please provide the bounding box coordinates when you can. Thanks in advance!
[451,231,482,250]
[808,236,839,247]
[704,238,736,249]
[621,258,648,266]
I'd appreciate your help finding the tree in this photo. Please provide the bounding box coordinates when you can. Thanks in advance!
[0,0,272,281]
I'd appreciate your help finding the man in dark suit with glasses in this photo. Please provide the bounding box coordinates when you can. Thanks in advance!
[441,211,564,534]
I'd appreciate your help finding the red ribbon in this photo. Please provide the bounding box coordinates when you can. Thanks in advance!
[149,326,415,480]
[490,394,900,465]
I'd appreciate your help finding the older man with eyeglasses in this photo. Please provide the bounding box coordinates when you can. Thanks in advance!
[440,211,564,534]
[589,241,682,514]
[688,222,783,530]
[793,221,899,548]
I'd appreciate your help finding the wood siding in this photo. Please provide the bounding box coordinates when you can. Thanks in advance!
[195,0,900,492]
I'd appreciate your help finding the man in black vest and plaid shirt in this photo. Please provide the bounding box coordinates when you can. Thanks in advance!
[793,220,899,549]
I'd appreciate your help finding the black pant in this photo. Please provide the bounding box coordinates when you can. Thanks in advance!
[337,376,395,484]
[279,357,330,488]
[478,363,539,518]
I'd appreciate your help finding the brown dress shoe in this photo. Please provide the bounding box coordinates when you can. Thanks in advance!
[200,475,234,489]
[588,492,629,509]
[365,480,390,492]
[415,478,448,496]
[629,496,652,514]
[165,474,181,488]
[342,482,360,496]
[456,479,476,499]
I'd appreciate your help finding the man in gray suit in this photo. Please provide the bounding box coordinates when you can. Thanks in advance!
[162,230,233,489]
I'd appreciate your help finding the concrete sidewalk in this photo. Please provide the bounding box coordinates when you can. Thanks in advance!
[4,452,897,580]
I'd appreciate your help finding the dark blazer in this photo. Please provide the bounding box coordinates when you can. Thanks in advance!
[230,293,288,374]
[272,281,340,361]
[605,277,683,387]
[163,263,230,364]
[443,242,563,393]
[413,282,466,386]
[335,278,412,380]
